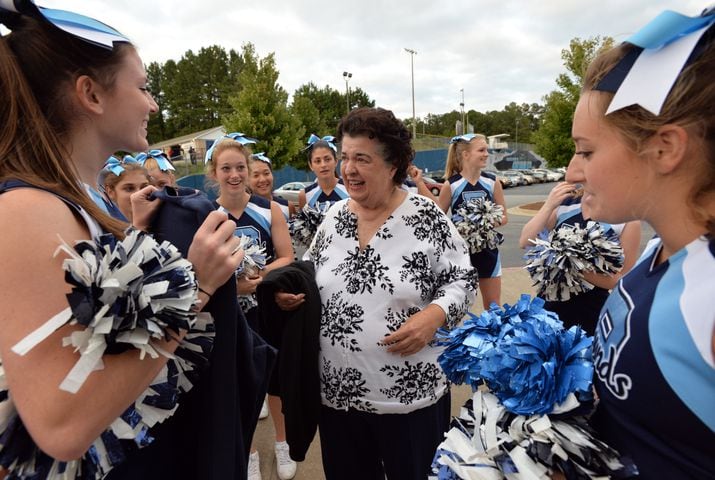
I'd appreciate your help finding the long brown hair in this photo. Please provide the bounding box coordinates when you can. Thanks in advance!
[0,15,131,236]
[583,31,715,235]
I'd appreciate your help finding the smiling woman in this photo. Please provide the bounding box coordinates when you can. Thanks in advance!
[278,107,477,480]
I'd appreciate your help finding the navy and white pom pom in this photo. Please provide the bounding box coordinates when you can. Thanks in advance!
[451,198,504,254]
[235,235,267,277]
[12,228,199,393]
[289,203,330,247]
[430,390,634,480]
[1,229,215,479]
[524,222,624,301]
[432,295,635,479]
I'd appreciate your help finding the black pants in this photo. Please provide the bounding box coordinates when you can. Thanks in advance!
[318,392,451,480]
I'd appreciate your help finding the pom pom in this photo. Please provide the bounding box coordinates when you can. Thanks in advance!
[431,390,633,480]
[1,229,214,478]
[235,235,267,312]
[289,203,331,247]
[524,222,624,301]
[433,295,635,479]
[438,295,593,415]
[451,198,504,254]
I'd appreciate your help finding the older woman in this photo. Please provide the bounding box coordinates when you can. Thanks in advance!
[278,108,476,479]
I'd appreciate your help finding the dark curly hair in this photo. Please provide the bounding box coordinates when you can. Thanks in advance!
[336,107,414,185]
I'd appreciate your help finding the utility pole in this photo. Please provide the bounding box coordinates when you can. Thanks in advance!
[342,71,352,114]
[404,48,417,139]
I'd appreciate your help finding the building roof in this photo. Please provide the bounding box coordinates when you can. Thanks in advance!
[149,126,226,149]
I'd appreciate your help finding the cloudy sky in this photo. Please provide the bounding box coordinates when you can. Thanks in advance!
[41,0,704,120]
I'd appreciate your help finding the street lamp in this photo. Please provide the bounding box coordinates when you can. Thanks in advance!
[404,48,417,139]
[460,88,465,134]
[342,71,352,114]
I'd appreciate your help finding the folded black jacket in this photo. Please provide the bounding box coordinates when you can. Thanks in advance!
[256,261,321,461]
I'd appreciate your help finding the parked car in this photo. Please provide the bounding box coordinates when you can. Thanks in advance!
[273,181,312,203]
[523,169,547,183]
[501,170,527,186]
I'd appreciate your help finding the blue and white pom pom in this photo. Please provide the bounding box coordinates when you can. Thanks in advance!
[289,203,331,248]
[0,228,214,479]
[235,235,267,312]
[451,198,504,254]
[524,221,624,301]
[432,295,634,479]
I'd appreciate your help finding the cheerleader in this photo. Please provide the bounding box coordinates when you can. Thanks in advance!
[572,7,715,477]
[297,134,348,209]
[437,133,507,309]
[250,152,292,219]
[99,156,150,222]
[0,2,242,478]
[135,149,177,188]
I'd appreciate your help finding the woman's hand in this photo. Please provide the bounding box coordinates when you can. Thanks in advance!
[274,291,305,311]
[544,182,578,211]
[188,210,244,295]
[379,305,445,356]
[130,185,161,231]
[237,274,262,295]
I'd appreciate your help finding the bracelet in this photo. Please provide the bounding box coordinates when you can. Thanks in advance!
[198,286,213,299]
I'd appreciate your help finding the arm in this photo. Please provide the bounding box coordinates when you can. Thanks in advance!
[436,181,452,213]
[408,166,438,202]
[263,201,294,274]
[492,179,508,227]
[381,207,477,355]
[583,220,642,290]
[0,192,240,460]
[518,182,574,248]
[298,189,307,209]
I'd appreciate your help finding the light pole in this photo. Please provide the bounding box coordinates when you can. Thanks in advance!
[342,71,352,114]
[460,88,465,134]
[404,48,417,139]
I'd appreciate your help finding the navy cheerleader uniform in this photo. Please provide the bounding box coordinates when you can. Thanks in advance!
[449,171,501,278]
[303,179,348,208]
[215,195,276,331]
[591,236,715,479]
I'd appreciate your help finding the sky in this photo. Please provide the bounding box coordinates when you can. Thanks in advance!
[38,0,705,120]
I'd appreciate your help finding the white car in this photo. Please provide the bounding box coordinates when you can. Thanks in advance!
[273,181,312,203]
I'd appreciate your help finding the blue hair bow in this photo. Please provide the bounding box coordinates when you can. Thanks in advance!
[596,8,715,115]
[0,0,129,50]
[135,149,175,172]
[205,132,258,163]
[449,133,478,144]
[251,152,272,165]
[304,134,337,153]
[103,155,138,176]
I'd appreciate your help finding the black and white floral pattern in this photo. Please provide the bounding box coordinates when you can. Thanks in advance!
[321,358,376,412]
[379,361,444,405]
[331,245,395,295]
[306,195,476,414]
[322,293,365,351]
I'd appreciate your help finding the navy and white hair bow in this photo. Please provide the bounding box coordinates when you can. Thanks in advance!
[449,133,479,144]
[0,0,129,50]
[136,149,175,172]
[103,155,138,176]
[596,8,715,115]
[251,152,272,165]
[205,132,258,163]
[303,134,337,153]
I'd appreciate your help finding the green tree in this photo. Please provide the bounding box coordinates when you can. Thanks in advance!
[533,36,614,166]
[223,49,303,170]
[146,61,168,144]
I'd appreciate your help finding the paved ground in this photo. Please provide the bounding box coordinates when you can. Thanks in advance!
[253,266,536,480]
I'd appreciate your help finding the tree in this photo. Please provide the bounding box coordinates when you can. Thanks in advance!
[533,36,614,166]
[146,61,168,144]
[223,48,303,170]
[291,82,375,138]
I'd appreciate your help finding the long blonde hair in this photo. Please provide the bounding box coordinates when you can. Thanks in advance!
[445,134,487,178]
